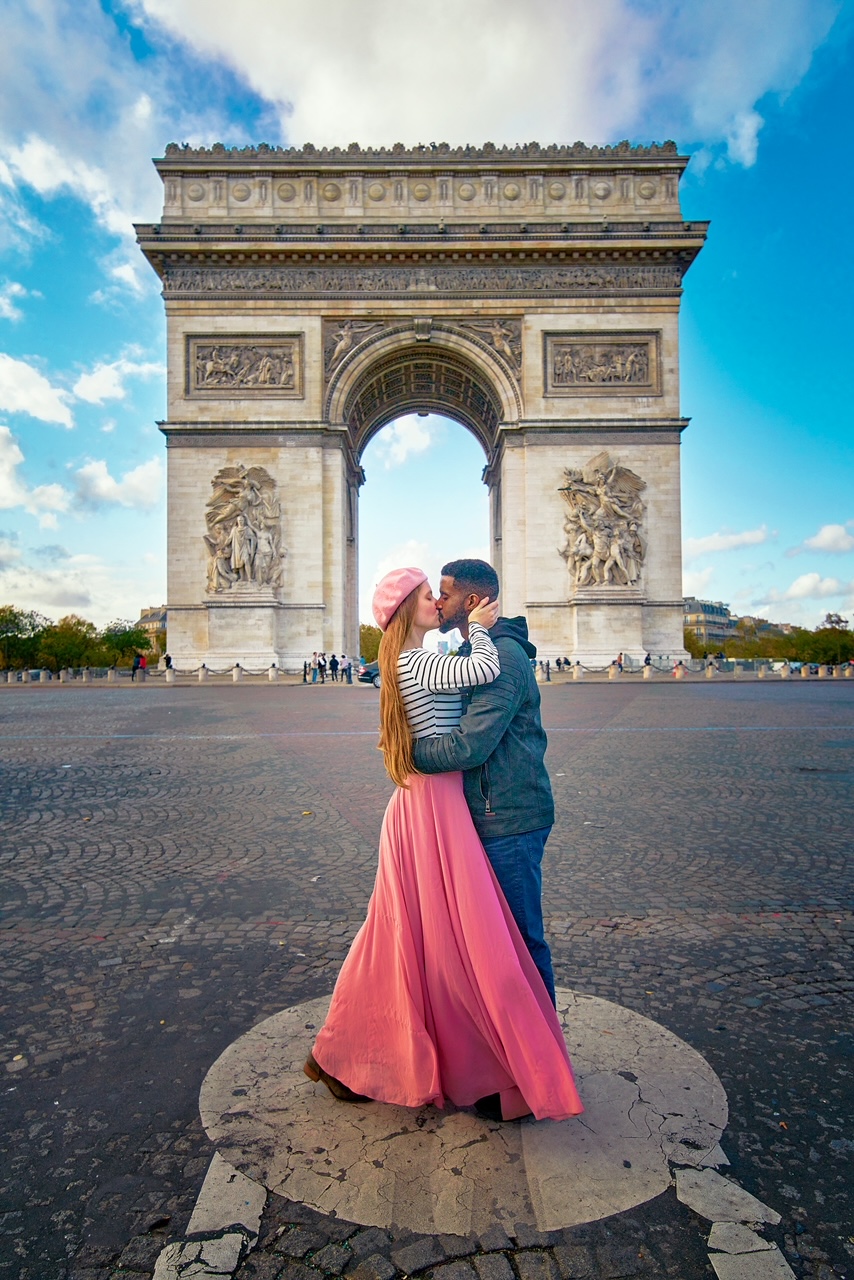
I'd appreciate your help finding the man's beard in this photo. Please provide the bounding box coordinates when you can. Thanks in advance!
[438,608,467,634]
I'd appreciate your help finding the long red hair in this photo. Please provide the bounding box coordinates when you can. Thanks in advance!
[377,586,421,787]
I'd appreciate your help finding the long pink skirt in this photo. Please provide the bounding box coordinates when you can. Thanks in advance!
[311,772,583,1121]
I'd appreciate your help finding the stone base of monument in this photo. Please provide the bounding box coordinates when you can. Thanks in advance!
[198,989,728,1238]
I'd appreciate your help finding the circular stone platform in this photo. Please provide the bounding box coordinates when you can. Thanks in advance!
[199,989,728,1237]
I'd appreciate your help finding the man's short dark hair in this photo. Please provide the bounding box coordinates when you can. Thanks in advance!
[442,558,500,600]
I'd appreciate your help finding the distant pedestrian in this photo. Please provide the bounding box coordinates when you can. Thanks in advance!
[330,654,339,682]
[340,653,352,684]
[140,654,147,673]
[131,653,141,681]
[311,652,319,684]
[644,652,651,666]
[616,652,623,673]
[318,653,327,683]
[164,653,172,669]
[555,657,562,672]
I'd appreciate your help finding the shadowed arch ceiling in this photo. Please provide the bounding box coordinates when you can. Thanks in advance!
[345,348,501,459]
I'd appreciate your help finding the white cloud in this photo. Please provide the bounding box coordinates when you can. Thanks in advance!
[0,353,73,427]
[803,523,854,554]
[0,281,28,322]
[371,414,442,469]
[682,566,715,597]
[136,0,838,164]
[74,456,164,510]
[684,525,769,560]
[5,137,130,239]
[73,356,165,405]
[763,572,851,603]
[0,425,71,526]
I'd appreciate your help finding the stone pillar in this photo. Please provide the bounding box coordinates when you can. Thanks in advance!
[107,668,117,683]
[845,665,853,678]
[673,663,685,680]
[81,668,91,684]
[268,665,279,682]
[642,664,653,680]
[572,663,584,681]
[59,669,67,683]
[757,665,767,679]
[705,664,715,679]
[198,664,208,682]
[817,664,828,679]
[800,664,810,679]
[165,667,176,684]
[732,664,740,679]
[232,664,243,682]
[780,663,790,679]
[22,669,30,684]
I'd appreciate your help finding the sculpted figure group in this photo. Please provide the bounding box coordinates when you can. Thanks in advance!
[560,451,646,589]
[204,464,286,593]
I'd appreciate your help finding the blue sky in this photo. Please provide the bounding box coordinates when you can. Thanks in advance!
[0,0,852,628]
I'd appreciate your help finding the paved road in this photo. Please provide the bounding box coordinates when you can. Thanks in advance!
[1,682,852,1279]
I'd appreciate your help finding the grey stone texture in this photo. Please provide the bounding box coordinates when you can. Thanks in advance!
[0,681,852,1280]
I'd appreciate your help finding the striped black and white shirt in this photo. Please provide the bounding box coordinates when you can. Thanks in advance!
[398,623,500,740]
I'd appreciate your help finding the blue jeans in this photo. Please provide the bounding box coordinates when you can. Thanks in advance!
[480,826,556,1006]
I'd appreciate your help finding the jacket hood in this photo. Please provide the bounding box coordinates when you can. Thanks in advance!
[490,615,536,658]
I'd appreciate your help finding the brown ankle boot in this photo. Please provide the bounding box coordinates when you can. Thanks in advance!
[303,1053,371,1103]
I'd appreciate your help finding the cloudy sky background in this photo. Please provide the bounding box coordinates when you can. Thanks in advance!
[0,0,852,629]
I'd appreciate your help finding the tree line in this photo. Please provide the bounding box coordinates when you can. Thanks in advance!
[0,606,154,671]
[684,613,854,664]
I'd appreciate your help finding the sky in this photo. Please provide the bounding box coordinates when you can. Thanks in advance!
[0,0,852,630]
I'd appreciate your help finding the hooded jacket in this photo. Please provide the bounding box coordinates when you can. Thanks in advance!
[411,616,555,840]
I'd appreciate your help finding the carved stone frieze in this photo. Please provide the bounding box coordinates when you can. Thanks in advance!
[166,262,684,300]
[187,335,303,398]
[545,332,661,396]
[559,451,646,590]
[204,464,286,595]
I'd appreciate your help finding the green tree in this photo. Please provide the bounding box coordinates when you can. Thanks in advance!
[37,615,103,672]
[100,620,152,667]
[683,629,706,659]
[359,623,382,664]
[0,606,50,669]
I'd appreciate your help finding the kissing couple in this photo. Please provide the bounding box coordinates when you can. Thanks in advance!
[305,558,582,1123]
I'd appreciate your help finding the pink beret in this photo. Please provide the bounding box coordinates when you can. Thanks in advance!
[372,566,428,631]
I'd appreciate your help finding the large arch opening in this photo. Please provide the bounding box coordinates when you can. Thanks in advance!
[337,342,506,656]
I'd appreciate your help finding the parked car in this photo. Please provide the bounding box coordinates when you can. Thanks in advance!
[358,660,381,688]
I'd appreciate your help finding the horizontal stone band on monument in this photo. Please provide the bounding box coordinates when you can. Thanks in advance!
[162,261,686,298]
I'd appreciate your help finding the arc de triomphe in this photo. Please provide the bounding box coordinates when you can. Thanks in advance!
[136,142,706,669]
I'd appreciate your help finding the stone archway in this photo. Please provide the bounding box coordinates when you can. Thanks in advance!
[137,141,706,669]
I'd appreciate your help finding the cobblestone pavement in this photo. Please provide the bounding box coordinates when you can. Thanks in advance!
[1,681,852,1280]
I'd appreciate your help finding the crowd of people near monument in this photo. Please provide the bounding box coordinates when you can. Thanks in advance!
[303,652,353,683]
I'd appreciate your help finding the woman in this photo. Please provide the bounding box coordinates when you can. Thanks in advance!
[305,567,582,1122]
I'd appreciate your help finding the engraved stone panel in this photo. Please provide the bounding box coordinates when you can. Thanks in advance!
[457,318,522,375]
[545,332,661,396]
[187,335,303,398]
[559,451,647,590]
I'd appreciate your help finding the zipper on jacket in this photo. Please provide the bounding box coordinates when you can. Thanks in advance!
[480,762,495,816]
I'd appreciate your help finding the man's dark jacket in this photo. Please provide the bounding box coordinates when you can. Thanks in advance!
[412,616,554,840]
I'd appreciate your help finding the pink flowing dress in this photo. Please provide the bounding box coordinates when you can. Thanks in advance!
[311,625,583,1121]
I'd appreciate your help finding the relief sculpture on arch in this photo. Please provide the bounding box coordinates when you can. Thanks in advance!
[559,451,646,591]
[204,464,286,596]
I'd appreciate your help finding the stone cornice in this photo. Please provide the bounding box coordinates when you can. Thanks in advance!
[160,140,684,166]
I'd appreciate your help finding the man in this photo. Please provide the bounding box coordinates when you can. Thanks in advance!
[411,558,557,1005]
